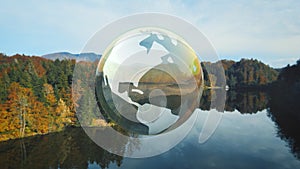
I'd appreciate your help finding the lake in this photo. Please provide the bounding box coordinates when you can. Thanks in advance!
[0,90,300,169]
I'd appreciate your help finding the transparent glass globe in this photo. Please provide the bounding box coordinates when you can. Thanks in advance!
[95,27,203,135]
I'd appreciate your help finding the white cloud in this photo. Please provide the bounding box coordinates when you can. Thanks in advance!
[1,0,300,67]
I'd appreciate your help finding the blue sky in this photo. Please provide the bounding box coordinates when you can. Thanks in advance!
[1,0,300,68]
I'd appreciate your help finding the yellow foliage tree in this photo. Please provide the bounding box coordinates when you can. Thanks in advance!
[54,98,73,131]
[43,83,57,132]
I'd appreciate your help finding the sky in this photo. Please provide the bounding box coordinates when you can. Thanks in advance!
[1,0,300,68]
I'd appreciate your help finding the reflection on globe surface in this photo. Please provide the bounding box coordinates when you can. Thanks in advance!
[95,27,203,135]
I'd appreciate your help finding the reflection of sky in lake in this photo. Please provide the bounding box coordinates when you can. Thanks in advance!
[91,109,300,169]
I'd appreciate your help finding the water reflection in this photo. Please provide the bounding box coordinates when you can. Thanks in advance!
[200,89,300,160]
[200,89,269,114]
[225,90,269,114]
[268,89,300,159]
[0,127,123,169]
[1,90,300,168]
[114,110,300,169]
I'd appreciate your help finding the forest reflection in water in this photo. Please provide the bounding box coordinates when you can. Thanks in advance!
[0,89,300,169]
[0,127,123,169]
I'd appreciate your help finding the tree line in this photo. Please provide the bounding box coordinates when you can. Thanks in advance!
[202,58,279,88]
[0,53,298,141]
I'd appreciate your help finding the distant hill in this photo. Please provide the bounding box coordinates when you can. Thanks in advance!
[42,52,101,62]
[272,59,300,91]
[202,58,279,88]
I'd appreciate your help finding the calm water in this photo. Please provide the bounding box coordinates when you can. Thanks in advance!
[1,90,300,169]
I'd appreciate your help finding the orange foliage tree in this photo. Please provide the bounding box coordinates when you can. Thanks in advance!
[0,82,50,140]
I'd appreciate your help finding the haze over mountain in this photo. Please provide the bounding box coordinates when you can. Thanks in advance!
[42,52,101,62]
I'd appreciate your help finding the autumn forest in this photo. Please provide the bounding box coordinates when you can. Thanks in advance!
[0,53,299,142]
[0,54,76,141]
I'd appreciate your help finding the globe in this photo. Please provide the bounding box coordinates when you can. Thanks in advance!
[95,27,203,135]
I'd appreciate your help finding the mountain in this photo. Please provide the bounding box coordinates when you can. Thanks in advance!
[42,52,101,62]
